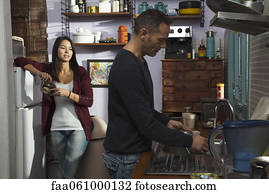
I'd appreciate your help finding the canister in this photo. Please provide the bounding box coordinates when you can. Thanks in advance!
[187,52,191,59]
[216,83,224,99]
[118,25,128,43]
[206,29,215,59]
[88,6,99,13]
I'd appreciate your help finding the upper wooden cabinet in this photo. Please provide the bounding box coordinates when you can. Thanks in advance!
[162,59,224,113]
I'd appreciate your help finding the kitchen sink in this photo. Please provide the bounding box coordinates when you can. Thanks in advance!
[144,142,224,176]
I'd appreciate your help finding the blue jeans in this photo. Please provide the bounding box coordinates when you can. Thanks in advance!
[49,130,88,178]
[103,150,141,179]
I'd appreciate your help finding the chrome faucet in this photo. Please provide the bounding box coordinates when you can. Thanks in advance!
[214,98,236,127]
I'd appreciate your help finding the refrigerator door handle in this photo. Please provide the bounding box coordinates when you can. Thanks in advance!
[17,102,42,110]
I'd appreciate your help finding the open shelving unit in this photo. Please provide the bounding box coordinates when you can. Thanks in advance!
[132,0,205,27]
[63,12,131,17]
[60,0,205,45]
[73,42,126,46]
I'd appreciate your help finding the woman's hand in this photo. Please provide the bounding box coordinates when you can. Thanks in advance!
[51,88,70,97]
[51,88,79,102]
[39,72,52,81]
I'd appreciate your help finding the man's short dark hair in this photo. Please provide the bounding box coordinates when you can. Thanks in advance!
[134,9,172,35]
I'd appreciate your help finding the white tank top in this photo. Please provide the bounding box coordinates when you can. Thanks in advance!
[51,81,83,131]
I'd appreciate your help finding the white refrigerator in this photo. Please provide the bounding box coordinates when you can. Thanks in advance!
[12,36,46,178]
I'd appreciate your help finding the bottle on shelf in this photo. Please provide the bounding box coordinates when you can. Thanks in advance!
[69,0,77,10]
[118,25,128,43]
[206,27,215,59]
[99,0,112,13]
[112,0,120,13]
[78,0,85,13]
[119,0,124,12]
[83,0,87,13]
[215,38,222,59]
[123,0,129,12]
[198,39,206,58]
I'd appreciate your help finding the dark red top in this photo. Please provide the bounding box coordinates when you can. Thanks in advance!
[14,57,93,140]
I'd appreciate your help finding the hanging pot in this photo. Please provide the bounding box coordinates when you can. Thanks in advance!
[178,1,201,15]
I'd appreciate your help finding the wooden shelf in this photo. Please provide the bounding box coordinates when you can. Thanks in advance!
[74,43,126,46]
[64,12,131,17]
[134,14,201,19]
[168,14,201,19]
[162,58,224,62]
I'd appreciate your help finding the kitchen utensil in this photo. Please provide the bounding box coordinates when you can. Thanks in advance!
[250,156,269,178]
[168,9,177,16]
[138,2,152,14]
[209,120,269,173]
[182,113,196,129]
[94,32,102,43]
[179,1,201,15]
[71,5,79,13]
[69,0,76,9]
[41,81,56,95]
[165,26,192,59]
[73,28,95,43]
[154,2,168,14]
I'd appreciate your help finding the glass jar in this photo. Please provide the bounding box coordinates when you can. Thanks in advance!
[198,39,206,58]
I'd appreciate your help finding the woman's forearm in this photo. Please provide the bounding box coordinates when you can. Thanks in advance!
[68,91,80,103]
[24,64,42,76]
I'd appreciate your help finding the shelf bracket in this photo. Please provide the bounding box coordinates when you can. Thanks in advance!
[200,0,205,27]
[61,0,70,37]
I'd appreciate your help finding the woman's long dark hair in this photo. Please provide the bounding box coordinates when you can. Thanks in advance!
[50,36,79,82]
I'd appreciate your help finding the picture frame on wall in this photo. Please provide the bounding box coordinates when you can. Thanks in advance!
[87,59,113,87]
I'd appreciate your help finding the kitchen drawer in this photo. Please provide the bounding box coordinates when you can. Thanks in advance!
[162,62,177,71]
[210,71,223,78]
[185,71,211,80]
[206,62,223,70]
[181,91,213,101]
[175,80,210,91]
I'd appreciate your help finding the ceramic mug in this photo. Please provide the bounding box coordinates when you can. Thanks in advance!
[94,32,102,43]
[71,5,79,13]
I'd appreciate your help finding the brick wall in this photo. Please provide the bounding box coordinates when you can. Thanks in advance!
[11,0,48,63]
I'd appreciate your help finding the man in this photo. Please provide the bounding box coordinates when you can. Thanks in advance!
[103,9,208,179]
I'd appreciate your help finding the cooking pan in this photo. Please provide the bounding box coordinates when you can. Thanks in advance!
[179,1,201,15]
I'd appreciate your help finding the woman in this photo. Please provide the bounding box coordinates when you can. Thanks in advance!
[14,36,93,178]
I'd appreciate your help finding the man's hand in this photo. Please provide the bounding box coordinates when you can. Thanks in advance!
[167,120,192,131]
[191,135,208,153]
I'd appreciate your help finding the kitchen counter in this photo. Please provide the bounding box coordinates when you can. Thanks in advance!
[131,121,218,179]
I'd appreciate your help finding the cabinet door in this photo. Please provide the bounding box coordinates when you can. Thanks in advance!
[226,31,249,120]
